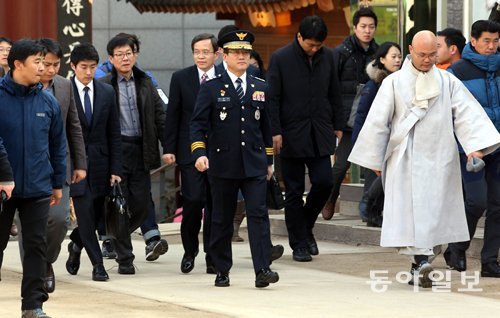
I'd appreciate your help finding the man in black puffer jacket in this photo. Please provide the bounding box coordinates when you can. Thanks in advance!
[324,7,379,221]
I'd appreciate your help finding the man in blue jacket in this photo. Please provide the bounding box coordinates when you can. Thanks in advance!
[445,20,500,277]
[0,39,66,318]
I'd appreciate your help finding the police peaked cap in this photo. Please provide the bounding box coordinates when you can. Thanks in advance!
[217,30,255,50]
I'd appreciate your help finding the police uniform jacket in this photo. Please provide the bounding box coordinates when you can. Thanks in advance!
[190,71,273,179]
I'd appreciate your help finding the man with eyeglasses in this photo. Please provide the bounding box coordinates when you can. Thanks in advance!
[191,30,279,288]
[348,30,500,288]
[0,37,12,77]
[267,15,342,262]
[445,20,500,278]
[163,33,218,275]
[100,35,166,275]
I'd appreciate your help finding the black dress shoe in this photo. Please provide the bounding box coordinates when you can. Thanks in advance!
[293,248,312,262]
[118,263,135,275]
[66,242,81,275]
[306,237,319,256]
[481,262,500,278]
[255,269,279,288]
[270,244,284,262]
[215,272,230,287]
[181,255,195,274]
[43,262,55,293]
[444,248,466,272]
[92,264,109,281]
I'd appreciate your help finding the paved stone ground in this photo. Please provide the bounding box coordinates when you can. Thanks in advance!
[1,223,499,318]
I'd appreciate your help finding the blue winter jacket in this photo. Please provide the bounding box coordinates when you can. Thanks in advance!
[0,74,66,198]
[448,43,500,133]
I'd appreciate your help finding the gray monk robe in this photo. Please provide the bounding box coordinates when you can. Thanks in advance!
[348,57,500,250]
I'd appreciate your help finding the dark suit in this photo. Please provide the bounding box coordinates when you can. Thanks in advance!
[164,65,211,260]
[191,71,273,274]
[68,78,122,266]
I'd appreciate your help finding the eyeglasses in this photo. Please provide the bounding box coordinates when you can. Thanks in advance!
[413,51,437,59]
[113,51,135,60]
[0,47,11,53]
[193,50,214,57]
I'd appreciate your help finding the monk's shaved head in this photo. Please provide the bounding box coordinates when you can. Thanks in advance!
[409,30,438,72]
[411,30,437,47]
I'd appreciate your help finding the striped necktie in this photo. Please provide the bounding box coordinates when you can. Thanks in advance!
[200,73,208,84]
[235,78,244,104]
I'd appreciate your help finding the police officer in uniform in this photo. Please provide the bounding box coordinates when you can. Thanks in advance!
[190,30,279,288]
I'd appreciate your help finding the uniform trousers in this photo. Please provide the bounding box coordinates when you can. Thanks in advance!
[281,156,333,250]
[448,151,500,264]
[0,196,50,310]
[179,164,211,259]
[209,175,270,274]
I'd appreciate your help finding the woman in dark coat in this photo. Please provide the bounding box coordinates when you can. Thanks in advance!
[352,42,402,227]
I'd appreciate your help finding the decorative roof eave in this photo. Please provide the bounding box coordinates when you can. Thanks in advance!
[122,0,321,14]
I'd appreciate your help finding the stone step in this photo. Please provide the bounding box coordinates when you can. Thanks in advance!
[336,183,485,228]
[269,213,485,259]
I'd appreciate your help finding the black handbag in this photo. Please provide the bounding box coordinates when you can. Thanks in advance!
[104,182,130,240]
[266,173,285,210]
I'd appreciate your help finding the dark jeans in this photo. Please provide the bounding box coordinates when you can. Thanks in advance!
[140,195,161,242]
[0,196,50,310]
[359,169,378,221]
[329,131,353,205]
[281,156,333,250]
[448,151,500,264]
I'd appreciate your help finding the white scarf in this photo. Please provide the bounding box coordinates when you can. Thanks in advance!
[408,57,440,109]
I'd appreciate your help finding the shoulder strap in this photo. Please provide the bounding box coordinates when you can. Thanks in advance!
[337,44,352,72]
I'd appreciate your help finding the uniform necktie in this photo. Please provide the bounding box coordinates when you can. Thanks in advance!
[83,86,92,125]
[200,73,208,84]
[235,78,244,104]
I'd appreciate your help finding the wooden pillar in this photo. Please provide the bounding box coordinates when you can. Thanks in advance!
[0,0,57,40]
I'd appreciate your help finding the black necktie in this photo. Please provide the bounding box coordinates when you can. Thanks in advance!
[83,86,92,125]
[235,78,244,104]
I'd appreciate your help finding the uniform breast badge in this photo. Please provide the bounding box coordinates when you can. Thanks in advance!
[255,109,260,120]
[220,106,227,121]
[220,89,226,96]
